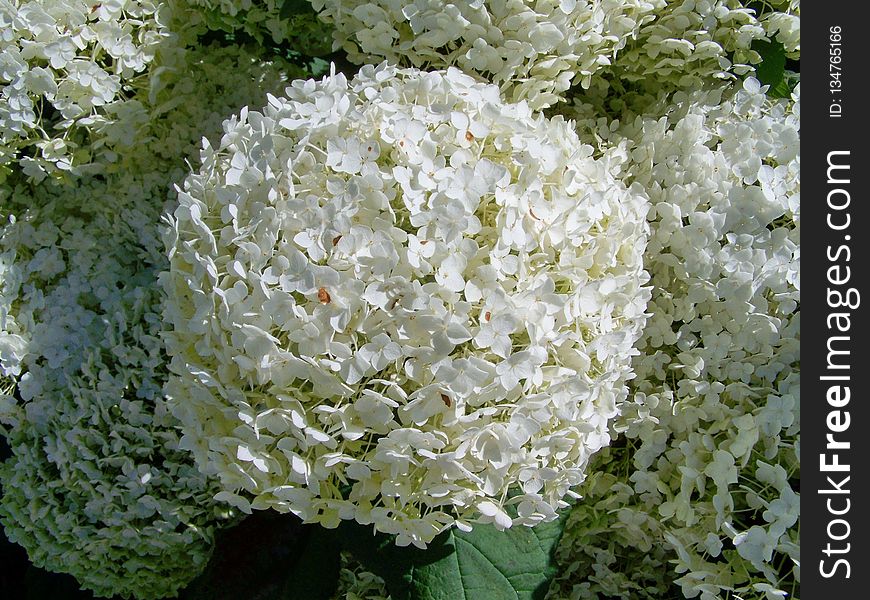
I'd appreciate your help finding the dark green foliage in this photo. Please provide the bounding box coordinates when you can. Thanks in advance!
[332,510,569,600]
[281,0,317,19]
[752,39,798,98]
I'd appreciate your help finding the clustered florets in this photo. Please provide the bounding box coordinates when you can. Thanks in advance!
[0,42,311,599]
[0,0,323,182]
[551,78,799,600]
[0,0,171,179]
[0,185,233,599]
[312,0,658,109]
[310,0,791,110]
[162,63,650,547]
[0,1,799,598]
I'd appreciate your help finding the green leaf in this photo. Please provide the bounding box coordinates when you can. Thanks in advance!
[768,70,799,99]
[280,0,316,19]
[331,524,455,599]
[340,510,570,600]
[752,39,787,90]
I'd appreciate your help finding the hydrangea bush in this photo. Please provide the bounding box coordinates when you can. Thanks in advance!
[162,63,651,548]
[0,0,173,180]
[0,180,235,599]
[550,78,799,600]
[311,0,658,109]
[0,0,799,598]
[0,34,314,600]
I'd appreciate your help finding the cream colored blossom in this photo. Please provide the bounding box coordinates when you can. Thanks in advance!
[163,63,651,548]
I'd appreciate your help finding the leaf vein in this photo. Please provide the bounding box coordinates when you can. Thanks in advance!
[455,536,520,598]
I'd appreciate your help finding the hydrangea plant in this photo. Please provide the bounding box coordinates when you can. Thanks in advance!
[0,40,313,600]
[310,0,658,109]
[550,78,799,600]
[0,181,236,599]
[162,63,651,548]
[0,0,173,180]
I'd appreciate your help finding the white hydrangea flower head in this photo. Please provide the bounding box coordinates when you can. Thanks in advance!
[163,63,651,548]
[310,0,658,110]
[603,0,766,84]
[0,187,236,599]
[559,0,798,118]
[0,0,177,180]
[0,41,311,599]
[552,78,799,599]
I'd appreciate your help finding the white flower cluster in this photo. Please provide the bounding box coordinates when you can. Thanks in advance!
[310,1,800,111]
[113,42,304,183]
[588,0,767,94]
[0,184,234,599]
[310,0,658,109]
[0,0,172,180]
[551,79,799,600]
[760,0,800,58]
[0,42,309,599]
[163,63,651,548]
